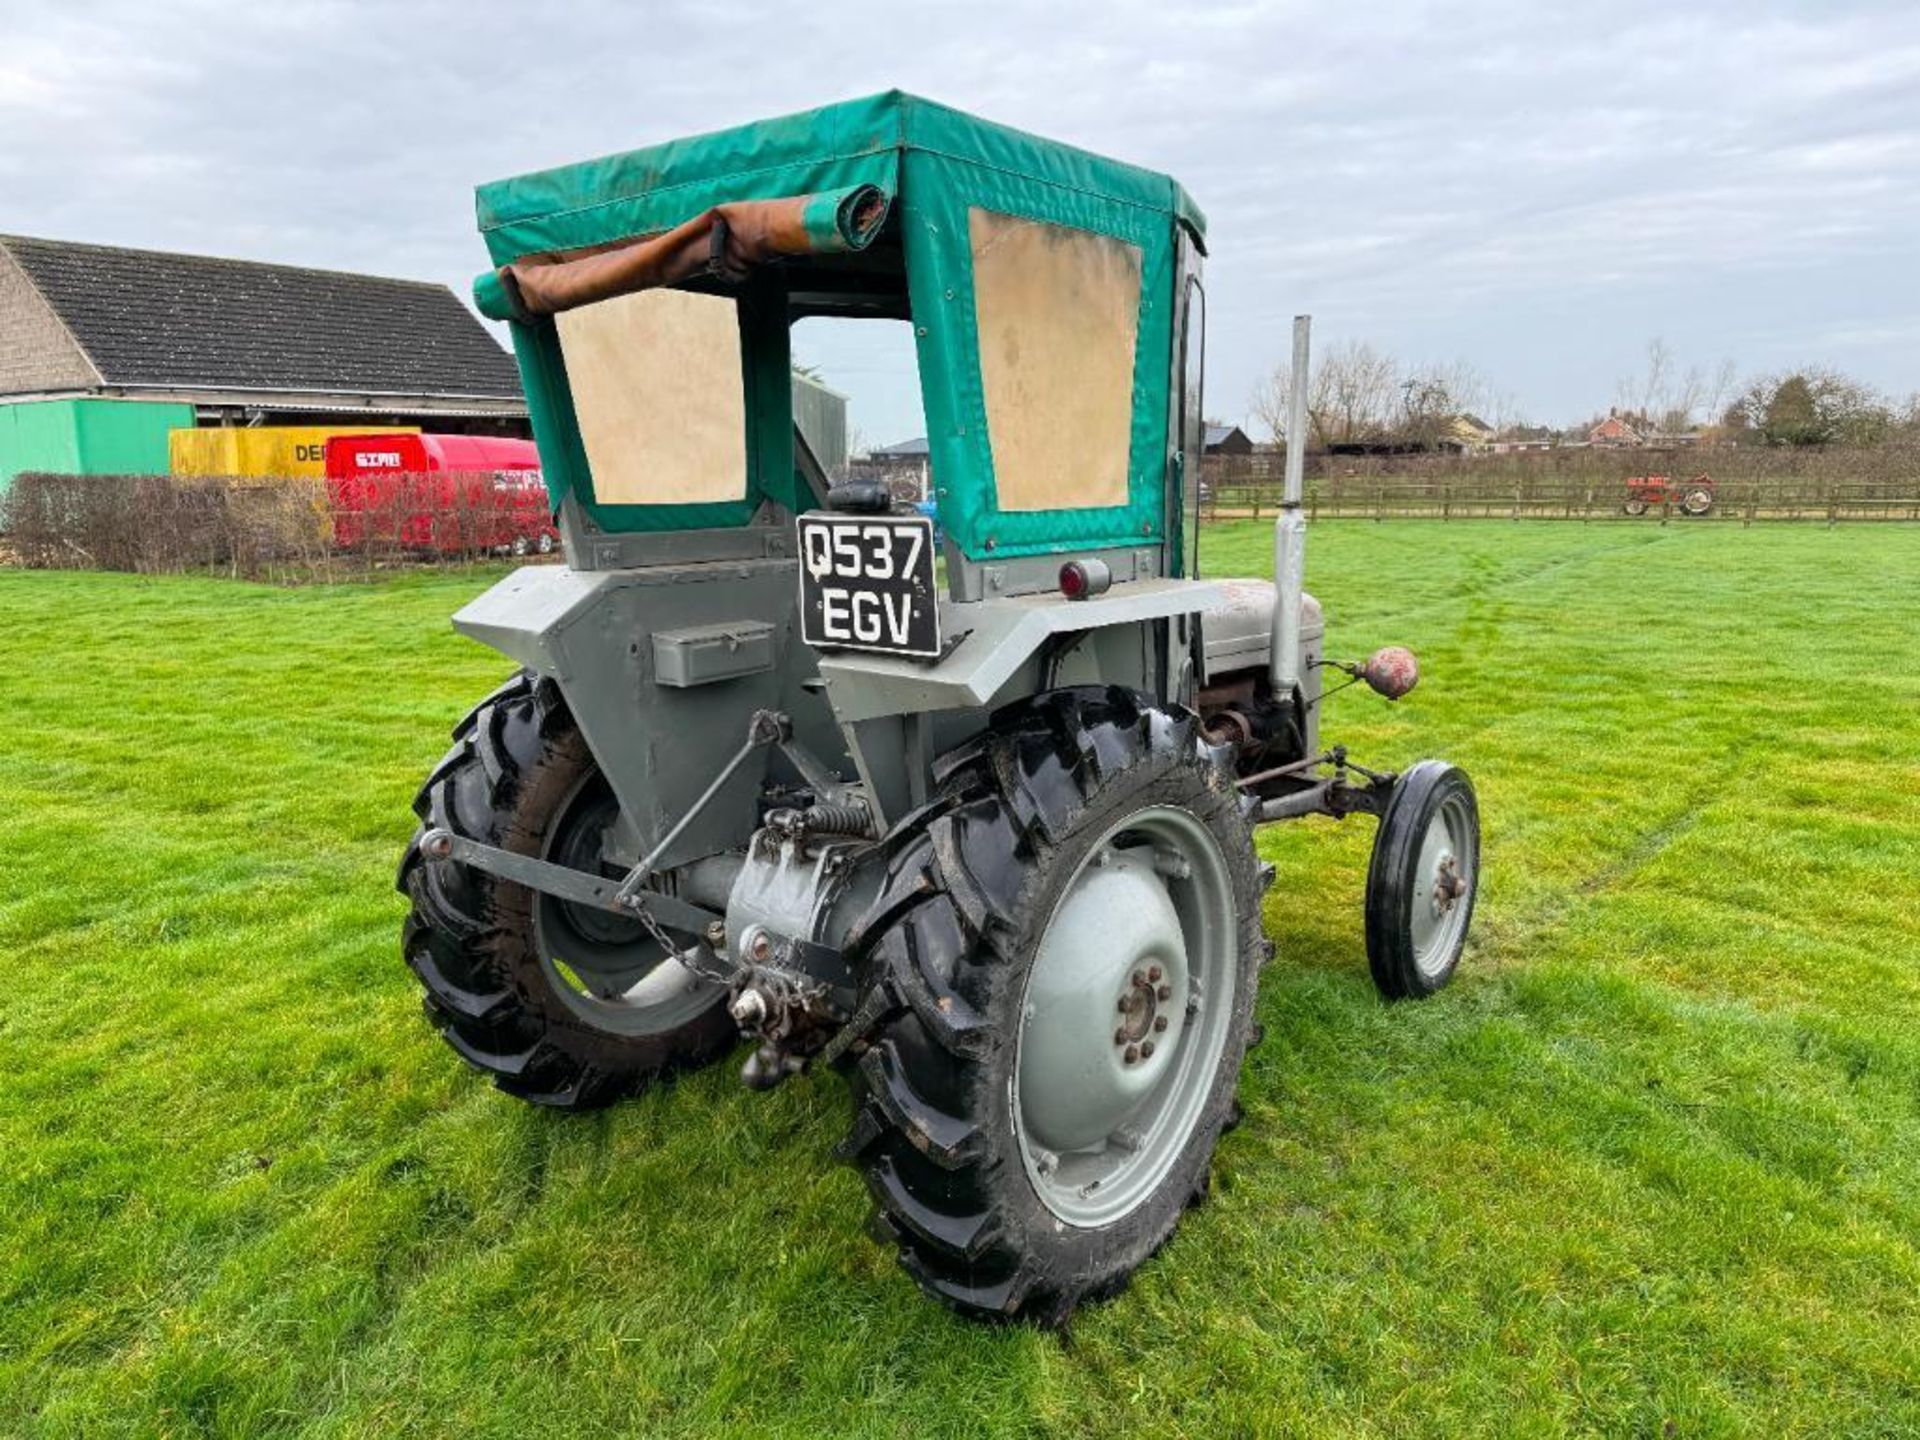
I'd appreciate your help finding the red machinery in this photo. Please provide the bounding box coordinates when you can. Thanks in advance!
[326,433,557,555]
[1624,472,1714,516]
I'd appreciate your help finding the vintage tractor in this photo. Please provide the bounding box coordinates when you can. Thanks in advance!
[400,93,1480,1324]
[1624,471,1714,516]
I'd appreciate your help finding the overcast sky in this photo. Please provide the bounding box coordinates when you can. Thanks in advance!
[3,0,1914,445]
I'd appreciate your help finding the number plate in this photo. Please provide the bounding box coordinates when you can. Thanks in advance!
[797,512,941,659]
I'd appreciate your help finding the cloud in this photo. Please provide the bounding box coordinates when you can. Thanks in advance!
[1,0,1914,438]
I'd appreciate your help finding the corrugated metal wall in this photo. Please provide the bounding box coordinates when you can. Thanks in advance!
[790,372,849,480]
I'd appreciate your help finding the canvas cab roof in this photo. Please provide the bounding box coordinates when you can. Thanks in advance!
[471,92,1208,563]
[474,90,1205,267]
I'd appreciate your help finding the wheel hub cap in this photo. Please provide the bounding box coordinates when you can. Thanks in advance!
[1019,850,1189,1154]
[1410,797,1474,978]
[1013,807,1238,1229]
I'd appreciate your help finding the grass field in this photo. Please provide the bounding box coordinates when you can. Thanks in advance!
[3,521,1917,1438]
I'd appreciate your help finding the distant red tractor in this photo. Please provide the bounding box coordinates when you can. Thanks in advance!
[1624,472,1714,517]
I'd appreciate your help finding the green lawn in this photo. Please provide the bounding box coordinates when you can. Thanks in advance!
[3,523,1917,1438]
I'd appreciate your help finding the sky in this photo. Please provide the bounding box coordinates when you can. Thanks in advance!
[2,0,1915,447]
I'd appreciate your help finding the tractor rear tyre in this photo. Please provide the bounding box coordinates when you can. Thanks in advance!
[1681,487,1713,516]
[843,688,1268,1325]
[1364,760,1479,999]
[398,671,735,1109]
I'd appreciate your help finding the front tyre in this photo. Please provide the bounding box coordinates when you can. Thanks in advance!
[1364,760,1480,999]
[397,671,735,1109]
[843,688,1268,1325]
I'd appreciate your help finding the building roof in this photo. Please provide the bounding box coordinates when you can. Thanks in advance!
[870,436,930,457]
[1204,424,1250,448]
[0,234,522,402]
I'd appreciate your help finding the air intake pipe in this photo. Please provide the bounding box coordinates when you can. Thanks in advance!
[1270,314,1311,694]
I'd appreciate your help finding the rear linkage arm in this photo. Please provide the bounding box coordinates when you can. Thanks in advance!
[420,708,840,985]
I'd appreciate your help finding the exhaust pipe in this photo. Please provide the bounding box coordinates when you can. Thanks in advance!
[1270,314,1311,693]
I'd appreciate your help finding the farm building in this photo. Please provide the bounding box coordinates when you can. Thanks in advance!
[0,234,527,494]
[790,371,850,479]
[1204,423,1254,456]
[858,435,933,500]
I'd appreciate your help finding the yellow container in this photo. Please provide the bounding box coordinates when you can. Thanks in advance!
[168,425,418,481]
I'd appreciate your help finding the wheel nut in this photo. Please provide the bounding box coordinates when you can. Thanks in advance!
[1114,1028,1128,1045]
[1131,969,1147,987]
[1147,964,1163,983]
[1140,1040,1156,1059]
[1117,996,1130,1013]
[1156,983,1172,1001]
[1153,1015,1168,1033]
[1123,1044,1140,1065]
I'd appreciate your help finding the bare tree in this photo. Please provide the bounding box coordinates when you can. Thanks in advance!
[1616,337,1728,435]
[1703,357,1740,428]
[1253,339,1399,447]
[1615,337,1673,422]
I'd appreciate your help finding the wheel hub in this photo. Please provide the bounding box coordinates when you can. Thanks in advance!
[1013,806,1238,1229]
[1018,848,1189,1154]
[1430,852,1466,916]
[1113,963,1174,1063]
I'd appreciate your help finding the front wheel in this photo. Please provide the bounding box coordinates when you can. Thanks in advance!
[1681,488,1713,516]
[1622,496,1649,516]
[843,688,1268,1325]
[1364,760,1480,999]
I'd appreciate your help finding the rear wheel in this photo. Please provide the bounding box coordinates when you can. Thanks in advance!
[1681,487,1713,516]
[842,688,1268,1324]
[398,671,735,1108]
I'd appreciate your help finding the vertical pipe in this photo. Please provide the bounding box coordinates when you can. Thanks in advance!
[1270,315,1311,691]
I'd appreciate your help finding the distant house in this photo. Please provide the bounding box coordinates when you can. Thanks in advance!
[859,435,932,500]
[0,233,526,493]
[1441,413,1497,454]
[1203,423,1254,457]
[1588,412,1645,447]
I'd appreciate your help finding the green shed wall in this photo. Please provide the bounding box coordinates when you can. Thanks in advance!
[74,399,194,475]
[0,399,194,497]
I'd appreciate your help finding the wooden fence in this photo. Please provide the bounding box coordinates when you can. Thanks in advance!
[1200,446,1920,523]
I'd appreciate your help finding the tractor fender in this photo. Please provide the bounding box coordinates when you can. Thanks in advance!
[815,578,1229,724]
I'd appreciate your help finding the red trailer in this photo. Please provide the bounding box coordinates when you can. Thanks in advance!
[326,433,556,555]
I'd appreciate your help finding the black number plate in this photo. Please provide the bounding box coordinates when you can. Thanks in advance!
[797,512,941,659]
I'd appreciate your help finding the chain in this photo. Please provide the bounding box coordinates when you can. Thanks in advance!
[620,891,736,985]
